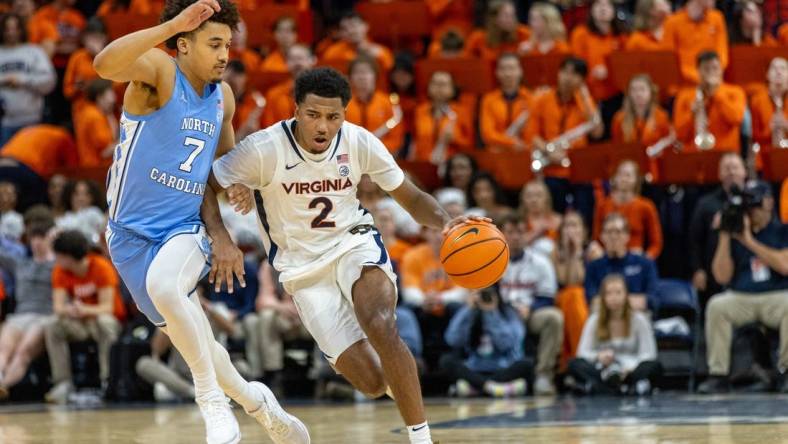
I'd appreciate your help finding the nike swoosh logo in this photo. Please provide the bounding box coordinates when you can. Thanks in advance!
[455,227,479,241]
[412,425,427,431]
[285,162,302,170]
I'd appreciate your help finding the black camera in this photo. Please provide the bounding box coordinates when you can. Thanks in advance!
[720,184,763,234]
[720,186,748,234]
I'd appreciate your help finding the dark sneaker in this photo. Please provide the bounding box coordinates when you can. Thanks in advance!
[697,376,730,394]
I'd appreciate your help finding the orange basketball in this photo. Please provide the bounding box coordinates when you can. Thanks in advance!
[440,221,509,289]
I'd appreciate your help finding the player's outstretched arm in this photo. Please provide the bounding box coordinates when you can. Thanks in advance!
[389,178,490,233]
[93,0,221,84]
[202,182,246,294]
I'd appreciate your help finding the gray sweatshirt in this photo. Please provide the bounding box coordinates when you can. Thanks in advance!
[576,311,657,373]
[0,44,56,127]
[0,252,54,315]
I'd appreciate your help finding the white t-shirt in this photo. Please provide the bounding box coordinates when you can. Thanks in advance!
[213,119,405,282]
[499,248,558,307]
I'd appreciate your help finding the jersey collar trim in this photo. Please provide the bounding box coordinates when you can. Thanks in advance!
[282,119,343,164]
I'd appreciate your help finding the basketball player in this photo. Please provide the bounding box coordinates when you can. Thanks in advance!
[93,1,308,443]
[209,67,488,444]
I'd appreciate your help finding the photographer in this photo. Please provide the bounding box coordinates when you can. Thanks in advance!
[698,181,788,394]
[441,286,533,398]
[688,153,747,305]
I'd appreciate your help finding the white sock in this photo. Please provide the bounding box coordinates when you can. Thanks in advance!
[187,294,262,412]
[406,421,431,444]
[385,386,395,400]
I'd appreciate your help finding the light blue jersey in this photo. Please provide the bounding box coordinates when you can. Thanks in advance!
[106,63,224,241]
[106,62,223,326]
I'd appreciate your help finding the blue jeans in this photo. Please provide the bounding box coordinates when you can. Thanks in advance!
[396,305,423,358]
[0,124,24,147]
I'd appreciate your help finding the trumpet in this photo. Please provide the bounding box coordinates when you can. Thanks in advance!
[693,88,716,150]
[773,94,788,149]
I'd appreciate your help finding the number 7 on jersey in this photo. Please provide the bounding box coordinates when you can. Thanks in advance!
[179,137,205,173]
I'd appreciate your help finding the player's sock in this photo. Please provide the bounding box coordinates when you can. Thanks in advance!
[186,294,263,412]
[385,386,396,400]
[160,325,219,398]
[406,421,432,444]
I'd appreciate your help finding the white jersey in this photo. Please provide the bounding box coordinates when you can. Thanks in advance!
[213,119,404,282]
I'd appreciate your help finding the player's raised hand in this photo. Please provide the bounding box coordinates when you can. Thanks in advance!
[169,0,221,34]
[227,184,254,215]
[208,235,246,294]
[441,215,493,236]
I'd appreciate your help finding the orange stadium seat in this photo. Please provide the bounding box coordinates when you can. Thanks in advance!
[568,142,648,183]
[356,1,431,46]
[415,57,495,98]
[243,6,313,50]
[249,70,291,95]
[608,50,682,99]
[521,53,566,88]
[490,151,535,189]
[103,13,158,42]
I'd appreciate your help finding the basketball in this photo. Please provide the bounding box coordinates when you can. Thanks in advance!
[440,221,510,290]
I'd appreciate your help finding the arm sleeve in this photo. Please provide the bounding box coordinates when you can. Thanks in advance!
[94,259,119,288]
[62,53,78,99]
[584,261,601,303]
[714,13,729,69]
[575,314,599,362]
[359,129,405,192]
[484,307,524,352]
[643,199,664,259]
[51,267,67,290]
[212,130,276,189]
[444,306,474,349]
[25,47,56,95]
[635,313,658,363]
[712,86,746,127]
[479,95,516,148]
[534,253,558,299]
[673,91,695,143]
[643,258,659,305]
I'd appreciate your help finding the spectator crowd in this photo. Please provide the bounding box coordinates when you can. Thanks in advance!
[0,0,786,402]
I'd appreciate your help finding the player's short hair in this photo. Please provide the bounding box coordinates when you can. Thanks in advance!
[161,0,240,50]
[86,79,114,102]
[560,56,588,78]
[696,50,719,67]
[53,230,89,260]
[294,67,351,106]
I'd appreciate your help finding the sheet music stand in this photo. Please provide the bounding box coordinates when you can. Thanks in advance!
[415,58,495,97]
[760,148,788,182]
[520,53,566,88]
[726,46,788,87]
[568,143,647,183]
[656,150,725,185]
[608,51,681,100]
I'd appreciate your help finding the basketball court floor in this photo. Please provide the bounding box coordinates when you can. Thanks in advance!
[1,394,788,443]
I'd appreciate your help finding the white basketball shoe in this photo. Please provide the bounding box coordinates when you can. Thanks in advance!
[196,390,241,444]
[245,381,310,444]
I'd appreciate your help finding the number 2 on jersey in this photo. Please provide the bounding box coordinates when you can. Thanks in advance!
[179,137,205,173]
[309,197,335,228]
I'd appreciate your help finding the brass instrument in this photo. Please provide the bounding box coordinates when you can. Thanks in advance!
[693,88,716,150]
[505,109,530,139]
[372,93,403,139]
[773,94,788,149]
[645,131,680,158]
[531,86,600,174]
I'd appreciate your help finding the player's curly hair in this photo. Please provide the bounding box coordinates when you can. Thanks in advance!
[294,67,352,106]
[160,0,240,50]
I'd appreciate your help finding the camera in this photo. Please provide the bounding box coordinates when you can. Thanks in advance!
[720,185,748,234]
[720,185,759,234]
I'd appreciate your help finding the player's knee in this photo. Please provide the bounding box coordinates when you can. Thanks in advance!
[359,311,397,341]
[357,370,387,399]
